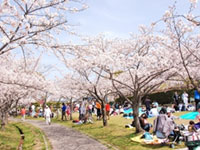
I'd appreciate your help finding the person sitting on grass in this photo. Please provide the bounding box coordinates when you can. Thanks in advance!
[188,120,197,132]
[149,105,159,117]
[139,113,152,132]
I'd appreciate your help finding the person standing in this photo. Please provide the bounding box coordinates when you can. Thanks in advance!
[173,92,179,106]
[182,91,189,110]
[96,101,101,120]
[44,105,52,125]
[31,104,35,117]
[28,105,32,116]
[78,103,82,120]
[194,89,200,111]
[80,101,86,121]
[50,105,54,118]
[66,104,70,120]
[88,102,93,123]
[92,100,95,113]
[144,96,151,116]
[61,103,67,121]
[105,103,110,120]
[21,107,26,121]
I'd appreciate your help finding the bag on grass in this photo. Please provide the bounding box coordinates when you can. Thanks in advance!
[144,132,153,140]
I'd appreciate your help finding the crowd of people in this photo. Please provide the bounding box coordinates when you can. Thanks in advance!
[19,99,115,125]
[20,103,54,125]
[72,99,112,124]
[18,89,200,128]
[17,89,200,149]
[141,90,200,119]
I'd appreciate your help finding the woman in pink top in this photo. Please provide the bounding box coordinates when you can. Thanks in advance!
[66,104,71,120]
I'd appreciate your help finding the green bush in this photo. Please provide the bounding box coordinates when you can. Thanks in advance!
[115,89,195,105]
[148,89,194,104]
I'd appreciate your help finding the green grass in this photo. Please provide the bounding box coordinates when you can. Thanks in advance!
[0,121,51,150]
[52,112,190,150]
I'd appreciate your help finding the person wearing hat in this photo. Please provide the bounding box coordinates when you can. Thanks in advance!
[166,110,172,118]
[44,105,52,125]
[166,110,179,121]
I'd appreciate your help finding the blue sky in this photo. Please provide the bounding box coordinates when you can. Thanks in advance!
[43,0,193,79]
[67,0,191,37]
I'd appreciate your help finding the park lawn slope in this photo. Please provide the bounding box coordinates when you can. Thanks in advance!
[53,112,188,150]
[0,121,51,150]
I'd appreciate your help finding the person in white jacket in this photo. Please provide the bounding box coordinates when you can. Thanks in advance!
[44,105,52,125]
[182,91,189,110]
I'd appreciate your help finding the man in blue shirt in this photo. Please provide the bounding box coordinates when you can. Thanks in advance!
[194,89,200,111]
[61,103,67,121]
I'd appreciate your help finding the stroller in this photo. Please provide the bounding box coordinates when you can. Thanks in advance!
[153,114,184,148]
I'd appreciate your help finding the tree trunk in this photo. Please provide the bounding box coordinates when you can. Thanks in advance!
[70,98,73,120]
[15,100,19,117]
[42,101,46,116]
[101,101,107,126]
[0,112,6,130]
[56,108,59,119]
[42,92,48,116]
[132,100,143,133]
[5,112,9,125]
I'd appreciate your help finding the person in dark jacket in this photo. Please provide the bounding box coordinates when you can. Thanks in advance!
[173,92,179,106]
[144,96,151,116]
[61,103,67,121]
[159,105,167,114]
[194,89,200,111]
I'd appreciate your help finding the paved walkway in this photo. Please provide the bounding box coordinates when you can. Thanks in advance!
[12,119,188,150]
[19,119,108,150]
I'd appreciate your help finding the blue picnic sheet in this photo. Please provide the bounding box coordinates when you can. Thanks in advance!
[124,108,143,114]
[180,111,199,120]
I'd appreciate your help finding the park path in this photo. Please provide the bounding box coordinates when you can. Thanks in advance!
[17,119,108,150]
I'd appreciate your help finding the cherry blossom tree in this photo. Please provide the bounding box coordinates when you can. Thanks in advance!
[0,0,87,55]
[79,73,114,126]
[56,46,116,126]
[0,53,50,129]
[158,0,200,90]
[59,32,178,131]
[53,74,87,120]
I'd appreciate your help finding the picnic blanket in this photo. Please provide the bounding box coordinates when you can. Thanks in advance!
[123,108,143,119]
[180,112,198,120]
[124,108,143,114]
[131,134,165,145]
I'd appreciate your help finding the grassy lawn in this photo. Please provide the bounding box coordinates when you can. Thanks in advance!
[52,112,191,150]
[0,121,51,150]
